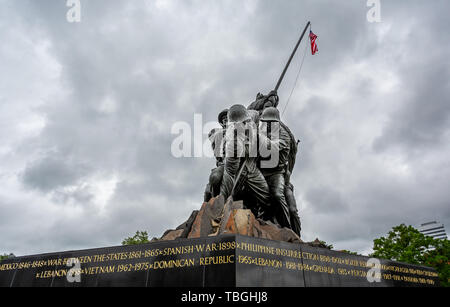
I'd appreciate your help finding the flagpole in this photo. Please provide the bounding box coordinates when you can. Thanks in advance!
[274,21,311,92]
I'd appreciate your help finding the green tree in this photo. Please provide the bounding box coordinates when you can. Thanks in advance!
[122,231,150,245]
[422,238,450,287]
[0,254,15,261]
[319,240,334,250]
[371,224,449,287]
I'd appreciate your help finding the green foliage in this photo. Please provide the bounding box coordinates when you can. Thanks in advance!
[371,224,434,264]
[0,254,15,261]
[422,238,450,287]
[371,224,449,287]
[319,240,334,250]
[122,231,150,246]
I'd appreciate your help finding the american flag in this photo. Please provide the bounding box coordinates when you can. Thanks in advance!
[309,30,318,55]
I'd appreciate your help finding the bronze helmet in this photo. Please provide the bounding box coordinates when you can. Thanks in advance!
[260,107,280,122]
[228,104,250,123]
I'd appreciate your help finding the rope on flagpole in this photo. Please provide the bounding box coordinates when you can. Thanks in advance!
[281,36,309,117]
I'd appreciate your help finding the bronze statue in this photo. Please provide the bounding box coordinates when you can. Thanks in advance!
[207,97,302,235]
[219,105,271,219]
[204,21,314,235]
[207,101,301,235]
[205,18,312,233]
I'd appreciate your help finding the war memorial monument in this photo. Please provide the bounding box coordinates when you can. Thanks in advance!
[0,21,440,288]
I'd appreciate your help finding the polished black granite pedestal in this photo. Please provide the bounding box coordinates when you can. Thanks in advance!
[0,235,440,287]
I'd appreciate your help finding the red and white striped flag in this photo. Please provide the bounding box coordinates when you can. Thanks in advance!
[309,30,318,55]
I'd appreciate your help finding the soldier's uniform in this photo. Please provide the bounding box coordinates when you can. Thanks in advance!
[280,123,302,236]
[203,110,228,202]
[220,105,271,218]
[258,107,292,229]
[248,92,302,236]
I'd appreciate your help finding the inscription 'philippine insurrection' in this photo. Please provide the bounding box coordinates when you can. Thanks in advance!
[0,240,438,285]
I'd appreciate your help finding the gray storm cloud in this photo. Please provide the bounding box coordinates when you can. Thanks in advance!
[0,0,449,256]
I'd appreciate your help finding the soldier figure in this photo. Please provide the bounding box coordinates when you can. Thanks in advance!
[248,90,279,114]
[258,107,292,229]
[220,105,271,219]
[249,91,302,236]
[203,109,228,202]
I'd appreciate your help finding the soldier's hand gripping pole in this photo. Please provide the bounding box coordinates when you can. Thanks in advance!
[274,21,311,92]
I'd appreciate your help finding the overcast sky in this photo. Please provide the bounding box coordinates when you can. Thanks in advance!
[0,0,449,256]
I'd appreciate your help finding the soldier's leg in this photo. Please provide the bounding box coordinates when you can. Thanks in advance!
[266,174,291,229]
[285,182,301,236]
[204,183,212,203]
[220,157,242,200]
[220,171,234,200]
[209,165,224,197]
[246,169,271,220]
